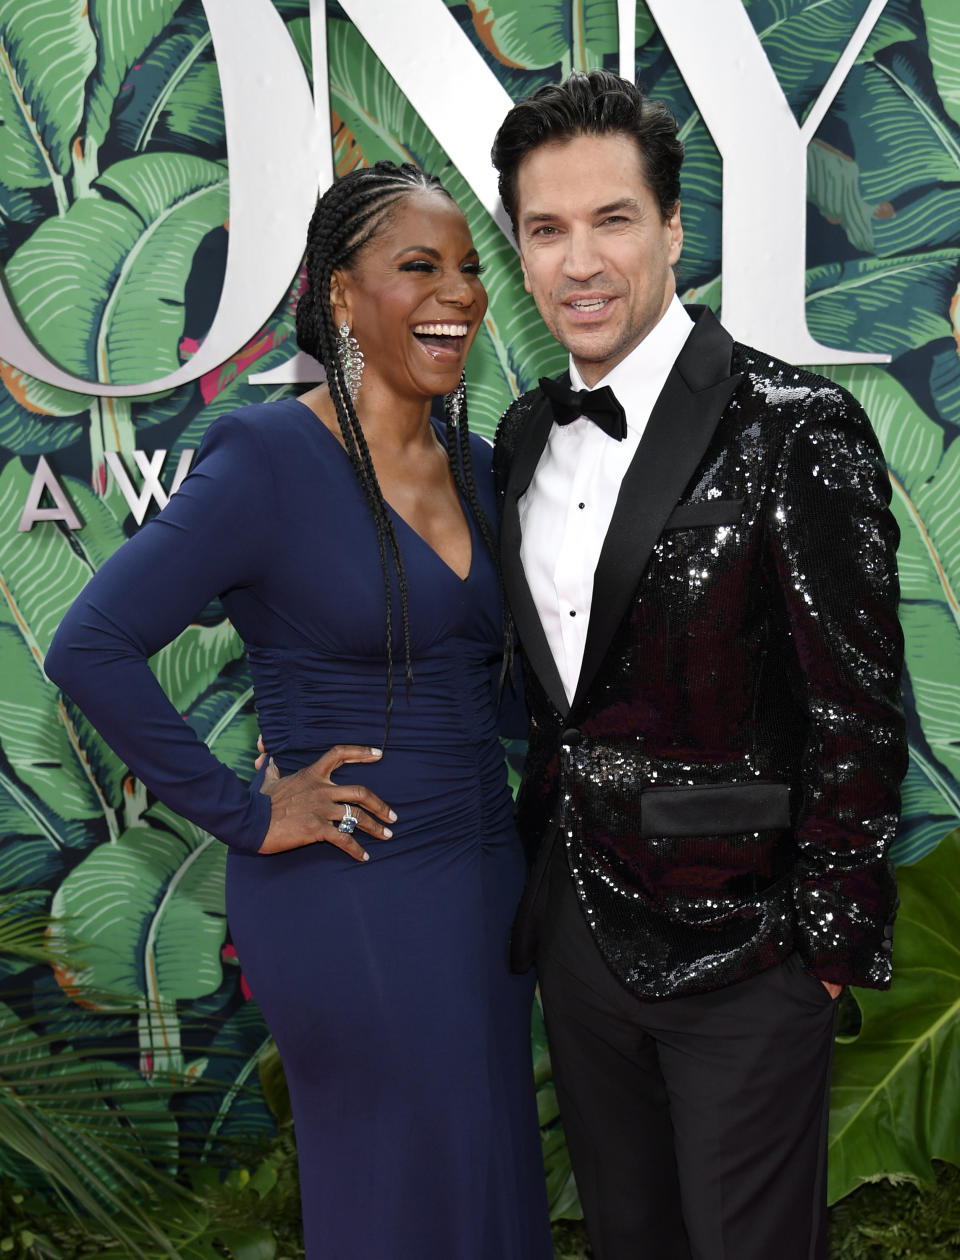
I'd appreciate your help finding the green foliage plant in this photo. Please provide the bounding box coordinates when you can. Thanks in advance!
[0,890,188,1256]
[829,828,960,1202]
[0,890,300,1258]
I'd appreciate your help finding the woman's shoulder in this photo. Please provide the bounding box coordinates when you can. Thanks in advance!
[198,396,334,469]
[189,398,339,511]
[203,396,317,443]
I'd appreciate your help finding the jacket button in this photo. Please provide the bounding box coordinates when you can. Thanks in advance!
[560,727,581,747]
[883,923,894,940]
[880,938,893,953]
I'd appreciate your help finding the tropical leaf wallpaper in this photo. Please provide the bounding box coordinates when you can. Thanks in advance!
[0,0,958,1234]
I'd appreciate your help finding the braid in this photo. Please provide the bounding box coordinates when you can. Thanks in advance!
[296,162,453,740]
[443,385,515,696]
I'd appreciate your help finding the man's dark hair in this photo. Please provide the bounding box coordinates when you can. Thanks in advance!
[491,70,683,229]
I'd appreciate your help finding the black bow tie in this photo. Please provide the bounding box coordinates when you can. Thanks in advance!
[538,376,627,441]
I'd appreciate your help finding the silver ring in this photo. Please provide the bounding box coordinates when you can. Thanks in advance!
[337,803,357,835]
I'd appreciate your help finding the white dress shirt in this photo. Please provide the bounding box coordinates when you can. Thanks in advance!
[518,296,694,704]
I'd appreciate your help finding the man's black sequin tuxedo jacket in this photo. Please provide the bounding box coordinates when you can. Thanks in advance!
[494,307,905,999]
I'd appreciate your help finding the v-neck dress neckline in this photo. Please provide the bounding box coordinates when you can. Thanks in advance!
[294,397,474,584]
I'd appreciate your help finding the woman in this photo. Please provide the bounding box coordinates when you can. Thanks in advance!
[45,162,553,1259]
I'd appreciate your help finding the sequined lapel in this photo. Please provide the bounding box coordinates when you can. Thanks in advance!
[500,391,570,717]
[570,307,744,713]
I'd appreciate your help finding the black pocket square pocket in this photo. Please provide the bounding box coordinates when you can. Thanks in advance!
[663,498,744,530]
[640,781,791,838]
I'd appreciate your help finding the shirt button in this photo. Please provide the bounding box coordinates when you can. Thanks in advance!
[569,610,576,617]
[578,502,585,509]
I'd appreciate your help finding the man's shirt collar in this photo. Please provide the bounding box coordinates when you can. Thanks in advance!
[568,295,694,435]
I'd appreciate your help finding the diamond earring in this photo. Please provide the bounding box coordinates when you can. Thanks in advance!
[444,372,466,428]
[337,322,364,405]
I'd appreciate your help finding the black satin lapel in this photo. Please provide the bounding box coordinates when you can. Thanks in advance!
[500,395,569,717]
[571,309,743,711]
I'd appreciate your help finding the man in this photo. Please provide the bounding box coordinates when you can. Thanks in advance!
[490,70,905,1260]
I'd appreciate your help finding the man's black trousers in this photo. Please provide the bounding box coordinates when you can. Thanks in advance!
[535,842,839,1260]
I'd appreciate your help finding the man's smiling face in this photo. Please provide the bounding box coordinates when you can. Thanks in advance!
[515,131,683,387]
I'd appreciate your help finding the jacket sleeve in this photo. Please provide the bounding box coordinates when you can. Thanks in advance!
[767,391,906,988]
[44,416,273,853]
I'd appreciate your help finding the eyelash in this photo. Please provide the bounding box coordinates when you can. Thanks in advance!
[530,216,631,237]
[399,260,484,275]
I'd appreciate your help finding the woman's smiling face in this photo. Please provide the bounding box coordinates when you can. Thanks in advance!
[332,189,488,403]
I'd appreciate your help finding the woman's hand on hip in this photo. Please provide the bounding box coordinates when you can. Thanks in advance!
[257,744,396,861]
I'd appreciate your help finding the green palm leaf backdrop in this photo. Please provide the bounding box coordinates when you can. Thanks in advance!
[0,0,958,1231]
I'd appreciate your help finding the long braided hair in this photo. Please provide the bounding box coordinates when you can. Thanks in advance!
[295,161,510,738]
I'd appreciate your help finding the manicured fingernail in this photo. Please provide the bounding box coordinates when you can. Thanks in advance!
[361,851,370,861]
[383,828,393,839]
[370,747,382,756]
[388,810,397,822]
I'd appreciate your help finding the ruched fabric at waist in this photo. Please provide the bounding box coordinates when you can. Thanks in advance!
[245,643,515,845]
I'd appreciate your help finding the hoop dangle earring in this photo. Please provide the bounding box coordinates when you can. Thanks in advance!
[444,372,466,428]
[337,322,364,405]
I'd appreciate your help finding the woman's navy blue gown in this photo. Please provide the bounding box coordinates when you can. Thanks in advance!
[45,398,552,1259]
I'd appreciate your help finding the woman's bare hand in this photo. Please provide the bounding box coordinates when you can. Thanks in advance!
[257,744,396,861]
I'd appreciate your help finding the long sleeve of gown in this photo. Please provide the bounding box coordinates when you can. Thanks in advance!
[45,416,274,852]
